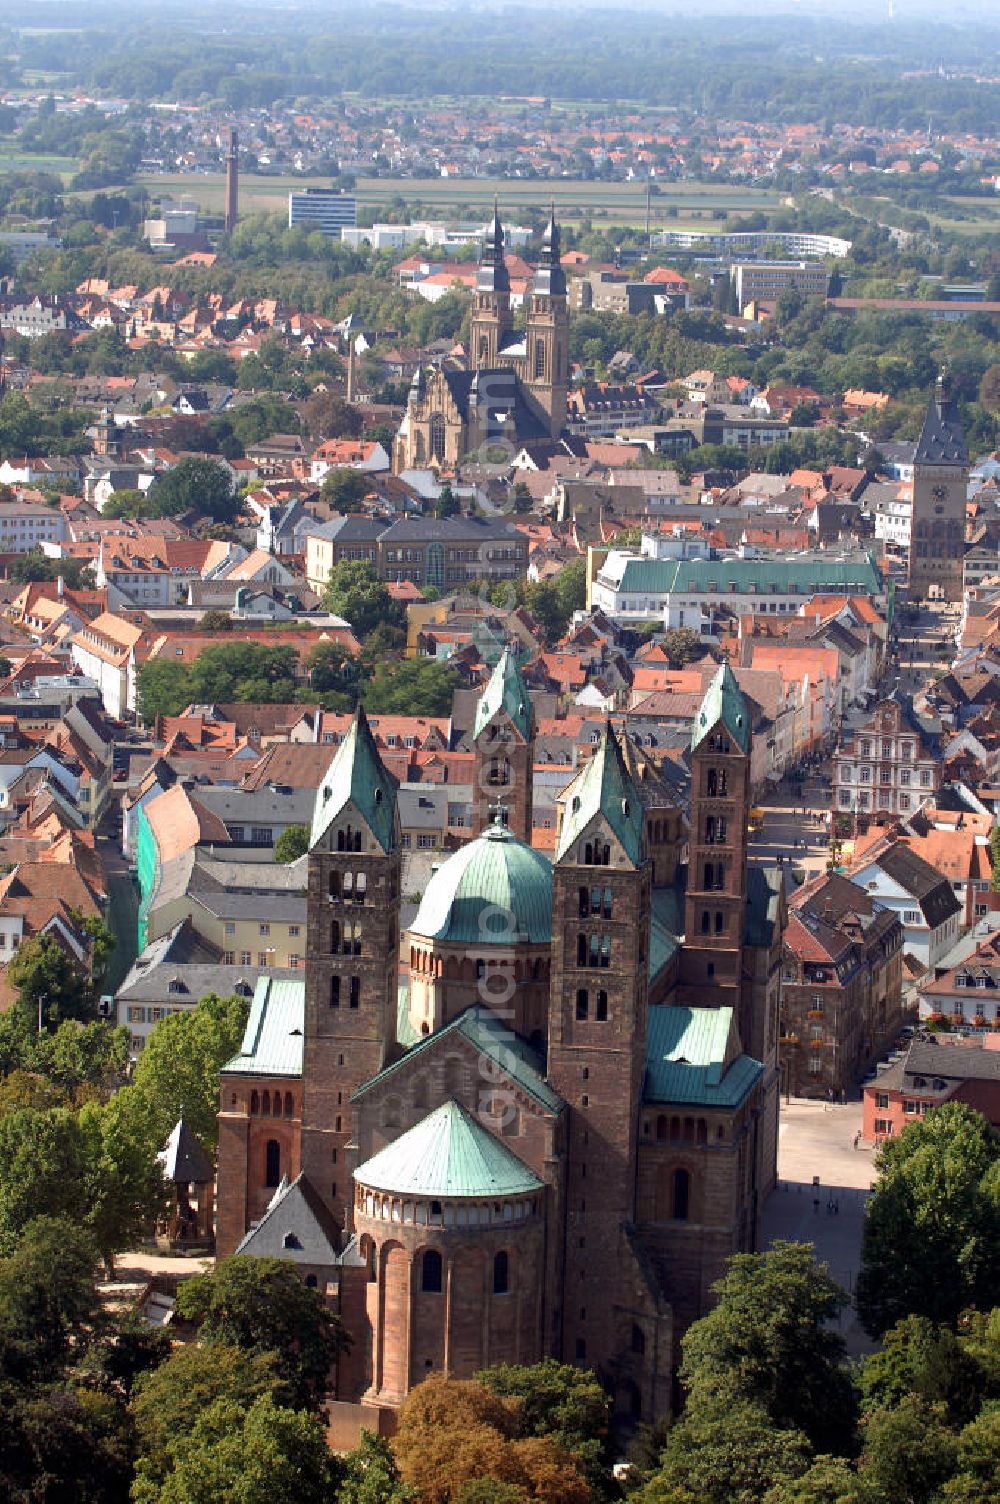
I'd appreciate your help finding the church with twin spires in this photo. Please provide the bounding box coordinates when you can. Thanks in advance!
[393,207,569,472]
[215,654,784,1423]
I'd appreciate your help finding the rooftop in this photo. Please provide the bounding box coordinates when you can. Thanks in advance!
[354,1099,542,1199]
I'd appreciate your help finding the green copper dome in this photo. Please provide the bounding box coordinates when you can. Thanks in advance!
[410,822,552,945]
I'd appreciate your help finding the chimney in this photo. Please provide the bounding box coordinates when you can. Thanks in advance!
[224,126,239,236]
[57,574,64,598]
[346,339,356,405]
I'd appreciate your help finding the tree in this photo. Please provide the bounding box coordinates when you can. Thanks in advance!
[512,482,533,514]
[131,1344,289,1498]
[677,1242,855,1455]
[306,639,358,703]
[0,1109,86,1254]
[0,1216,100,1383]
[150,1394,340,1504]
[137,658,190,723]
[274,824,310,864]
[857,1316,984,1427]
[435,483,460,518]
[477,1359,612,1496]
[78,1096,167,1277]
[639,1402,811,1504]
[7,553,94,588]
[941,1409,1000,1504]
[339,1432,415,1504]
[393,1376,592,1504]
[661,628,705,667]
[0,1382,132,1504]
[127,991,251,1152]
[150,457,238,523]
[320,467,371,513]
[980,365,1000,413]
[363,657,457,716]
[859,1396,959,1504]
[855,1103,1000,1336]
[763,1457,866,1504]
[175,1256,349,1409]
[323,559,401,639]
[197,609,233,632]
[302,391,361,440]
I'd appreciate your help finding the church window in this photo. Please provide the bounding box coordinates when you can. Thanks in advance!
[577,933,587,967]
[534,340,546,380]
[429,414,446,464]
[349,977,360,1009]
[342,922,362,956]
[478,336,488,363]
[265,1139,281,1188]
[330,920,340,952]
[262,1091,271,1114]
[330,976,340,1008]
[603,888,613,918]
[493,1250,509,1295]
[368,1243,377,1282]
[701,910,710,935]
[328,872,340,900]
[707,963,715,979]
[421,1250,443,1293]
[596,991,608,1020]
[703,863,714,890]
[488,757,510,787]
[631,1324,646,1356]
[576,1338,587,1361]
[578,886,589,917]
[656,1116,667,1141]
[576,988,588,1020]
[715,912,724,934]
[673,1168,690,1221]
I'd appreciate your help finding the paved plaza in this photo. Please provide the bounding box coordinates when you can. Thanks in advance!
[763,1098,877,1355]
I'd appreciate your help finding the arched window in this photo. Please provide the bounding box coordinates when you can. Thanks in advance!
[265,1139,281,1188]
[596,990,608,1021]
[330,976,341,1009]
[715,911,724,934]
[272,1093,282,1117]
[250,1091,259,1114]
[284,1092,294,1117]
[429,413,446,463]
[330,920,340,952]
[579,886,589,917]
[673,1168,690,1222]
[707,769,717,797]
[703,863,714,890]
[328,872,340,900]
[422,1249,443,1292]
[577,933,587,967]
[262,1091,270,1115]
[603,888,613,918]
[701,910,710,935]
[656,1115,667,1141]
[493,1250,509,1295]
[534,340,546,380]
[576,988,589,1020]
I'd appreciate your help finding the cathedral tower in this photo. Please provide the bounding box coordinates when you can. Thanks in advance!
[524,208,569,440]
[300,707,402,1234]
[677,665,751,1023]
[547,727,651,1376]
[909,370,969,603]
[470,203,512,371]
[471,647,535,844]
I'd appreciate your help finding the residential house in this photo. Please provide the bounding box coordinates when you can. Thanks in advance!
[847,840,962,972]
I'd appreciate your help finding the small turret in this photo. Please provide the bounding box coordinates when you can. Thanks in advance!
[476,199,510,295]
[533,205,566,298]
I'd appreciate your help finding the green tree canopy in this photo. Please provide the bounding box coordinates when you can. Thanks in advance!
[856,1103,1000,1336]
[273,824,309,863]
[322,559,402,639]
[149,457,238,523]
[477,1359,612,1496]
[126,990,251,1153]
[7,933,98,1030]
[362,657,457,716]
[174,1255,349,1409]
[678,1241,856,1455]
[320,466,371,512]
[639,1401,812,1504]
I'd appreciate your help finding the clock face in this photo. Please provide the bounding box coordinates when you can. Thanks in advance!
[932,484,948,500]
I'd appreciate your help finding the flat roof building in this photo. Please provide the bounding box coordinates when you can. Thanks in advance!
[288,188,357,236]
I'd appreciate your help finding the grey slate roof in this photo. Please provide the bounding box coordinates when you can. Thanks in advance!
[914,387,968,467]
[158,1118,214,1184]
[235,1173,341,1266]
[874,842,962,929]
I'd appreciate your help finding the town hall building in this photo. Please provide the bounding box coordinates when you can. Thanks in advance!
[393,208,569,471]
[215,654,784,1423]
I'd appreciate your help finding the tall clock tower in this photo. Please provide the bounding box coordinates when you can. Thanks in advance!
[909,371,968,603]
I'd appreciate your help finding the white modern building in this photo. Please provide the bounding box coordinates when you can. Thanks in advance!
[288,188,357,236]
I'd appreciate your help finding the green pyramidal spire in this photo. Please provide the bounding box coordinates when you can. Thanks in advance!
[556,723,645,866]
[310,704,398,852]
[473,646,534,742]
[691,662,751,756]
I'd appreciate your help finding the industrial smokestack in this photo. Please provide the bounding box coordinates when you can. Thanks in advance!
[224,127,239,236]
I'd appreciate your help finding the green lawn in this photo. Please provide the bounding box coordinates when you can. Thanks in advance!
[130,170,781,228]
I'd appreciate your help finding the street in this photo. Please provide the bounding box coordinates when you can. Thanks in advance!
[763,1098,876,1355]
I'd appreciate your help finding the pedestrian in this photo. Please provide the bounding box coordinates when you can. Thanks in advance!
[853,1130,860,1149]
[834,1200,839,1215]
[813,1195,820,1214]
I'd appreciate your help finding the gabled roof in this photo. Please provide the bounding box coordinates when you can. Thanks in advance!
[235,1173,341,1266]
[352,1003,562,1113]
[354,1099,542,1198]
[691,661,751,756]
[473,646,534,741]
[644,1005,762,1108]
[555,724,645,866]
[309,705,398,854]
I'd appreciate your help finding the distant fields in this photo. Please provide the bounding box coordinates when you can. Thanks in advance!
[129,171,784,228]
